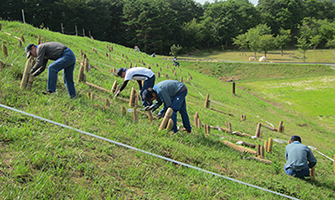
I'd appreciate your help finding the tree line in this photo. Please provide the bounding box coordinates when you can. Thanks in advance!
[1,0,335,56]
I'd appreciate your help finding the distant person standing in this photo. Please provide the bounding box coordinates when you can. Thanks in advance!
[115,67,155,107]
[284,135,317,178]
[142,80,191,133]
[151,53,155,57]
[173,57,180,66]
[134,46,140,54]
[25,42,76,98]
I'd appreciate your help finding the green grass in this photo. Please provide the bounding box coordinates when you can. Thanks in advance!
[1,20,335,199]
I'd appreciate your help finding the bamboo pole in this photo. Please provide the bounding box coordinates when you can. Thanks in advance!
[159,108,174,131]
[20,57,34,89]
[18,39,22,47]
[255,123,261,138]
[232,131,251,137]
[37,35,41,45]
[245,156,272,164]
[197,118,201,129]
[227,122,232,133]
[264,140,268,152]
[77,63,85,82]
[268,138,273,153]
[209,107,234,116]
[180,76,183,82]
[233,139,256,148]
[85,82,111,93]
[2,44,8,57]
[111,80,118,93]
[257,145,261,157]
[262,123,278,131]
[166,118,174,132]
[194,112,199,127]
[241,114,246,121]
[260,145,265,158]
[232,82,236,95]
[105,98,110,107]
[222,140,257,155]
[204,93,210,108]
[26,74,34,90]
[21,35,25,43]
[157,71,160,78]
[133,108,138,123]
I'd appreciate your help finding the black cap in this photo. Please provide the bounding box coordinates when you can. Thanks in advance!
[142,89,153,105]
[25,44,35,58]
[290,135,301,142]
[117,67,126,76]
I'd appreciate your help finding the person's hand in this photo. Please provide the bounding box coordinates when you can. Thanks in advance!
[157,112,164,119]
[144,105,154,111]
[114,91,120,98]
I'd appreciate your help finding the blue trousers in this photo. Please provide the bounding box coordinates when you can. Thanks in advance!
[169,88,191,133]
[47,48,76,98]
[140,75,155,107]
[284,167,310,178]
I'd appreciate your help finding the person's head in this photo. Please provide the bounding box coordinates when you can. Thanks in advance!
[117,67,127,78]
[290,135,301,143]
[142,88,157,105]
[25,44,37,58]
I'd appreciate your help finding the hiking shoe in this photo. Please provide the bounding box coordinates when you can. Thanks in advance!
[42,91,55,95]
[182,128,191,133]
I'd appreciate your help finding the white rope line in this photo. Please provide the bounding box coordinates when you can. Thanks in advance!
[0,103,299,200]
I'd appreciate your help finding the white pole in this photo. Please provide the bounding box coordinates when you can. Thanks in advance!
[21,9,26,23]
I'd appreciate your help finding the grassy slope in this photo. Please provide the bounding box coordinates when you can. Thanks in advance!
[1,20,335,199]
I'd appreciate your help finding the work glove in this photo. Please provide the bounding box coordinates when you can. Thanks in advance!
[114,91,120,98]
[144,105,154,111]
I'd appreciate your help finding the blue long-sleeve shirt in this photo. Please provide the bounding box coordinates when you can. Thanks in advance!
[284,141,317,171]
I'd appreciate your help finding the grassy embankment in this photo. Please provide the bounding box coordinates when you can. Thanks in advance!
[1,20,335,199]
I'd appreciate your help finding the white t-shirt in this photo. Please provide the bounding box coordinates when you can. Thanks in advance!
[124,67,154,81]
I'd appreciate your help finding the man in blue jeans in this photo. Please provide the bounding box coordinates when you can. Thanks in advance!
[142,80,191,133]
[25,42,76,98]
[284,135,317,178]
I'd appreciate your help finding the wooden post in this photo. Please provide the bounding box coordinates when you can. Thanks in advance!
[129,87,136,107]
[133,108,138,123]
[197,118,201,129]
[222,140,256,155]
[37,35,41,45]
[255,123,261,138]
[105,98,110,107]
[194,112,199,127]
[257,145,261,157]
[0,60,4,70]
[21,35,25,43]
[180,76,183,82]
[157,71,160,78]
[227,122,232,133]
[278,121,283,132]
[232,82,236,95]
[20,57,34,89]
[204,93,210,108]
[165,74,169,79]
[159,108,174,131]
[310,167,315,180]
[166,119,174,132]
[264,140,268,152]
[90,93,95,101]
[147,111,153,124]
[111,80,118,93]
[121,106,126,116]
[206,125,210,135]
[87,92,91,99]
[268,138,273,153]
[260,145,265,158]
[77,63,84,83]
[26,74,34,90]
[241,115,246,121]
[2,44,8,57]
[18,39,22,47]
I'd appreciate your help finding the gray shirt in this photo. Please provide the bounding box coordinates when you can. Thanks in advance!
[284,141,317,171]
[151,80,185,112]
[31,42,68,76]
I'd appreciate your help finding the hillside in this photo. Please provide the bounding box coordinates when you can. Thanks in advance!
[1,20,335,199]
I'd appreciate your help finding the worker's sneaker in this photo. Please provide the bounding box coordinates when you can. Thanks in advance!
[182,128,191,133]
[42,91,55,95]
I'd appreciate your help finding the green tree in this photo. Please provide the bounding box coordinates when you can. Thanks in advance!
[170,44,182,57]
[246,24,271,59]
[310,35,322,50]
[296,37,311,62]
[259,34,275,57]
[326,35,335,49]
[182,18,202,55]
[275,28,291,56]
[233,34,248,55]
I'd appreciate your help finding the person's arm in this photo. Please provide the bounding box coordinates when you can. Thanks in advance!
[307,148,317,168]
[31,59,48,77]
[119,80,129,92]
[151,96,163,112]
[137,80,142,90]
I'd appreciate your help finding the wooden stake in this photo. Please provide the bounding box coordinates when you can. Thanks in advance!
[227,122,232,133]
[2,44,8,57]
[105,98,110,107]
[129,87,136,107]
[157,71,160,78]
[165,74,169,79]
[310,167,315,180]
[255,123,261,138]
[20,57,34,89]
[166,118,174,132]
[197,118,201,129]
[262,123,278,131]
[260,145,265,158]
[204,93,210,108]
[241,114,246,121]
[18,39,22,47]
[37,35,41,45]
[21,35,25,43]
[0,60,4,70]
[111,80,118,93]
[147,111,153,124]
[133,107,138,123]
[194,112,199,127]
[90,93,95,101]
[26,74,34,90]
[268,138,273,153]
[232,82,236,95]
[222,140,256,155]
[85,82,110,93]
[264,140,268,152]
[245,156,272,164]
[232,131,251,137]
[257,145,261,157]
[159,108,174,131]
[278,121,283,132]
[121,106,126,116]
[180,76,183,83]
